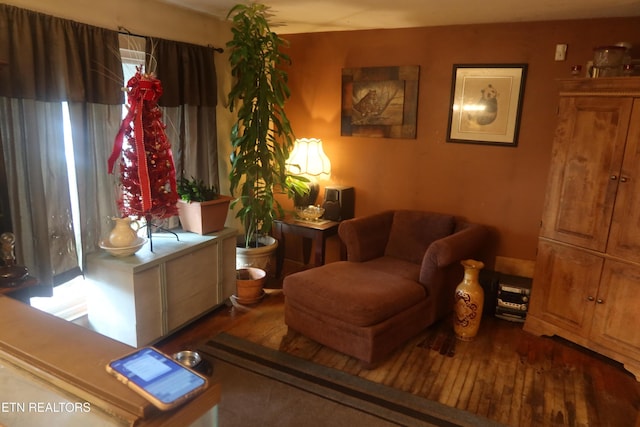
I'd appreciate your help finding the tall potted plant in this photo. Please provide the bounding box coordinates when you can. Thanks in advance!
[227,3,307,273]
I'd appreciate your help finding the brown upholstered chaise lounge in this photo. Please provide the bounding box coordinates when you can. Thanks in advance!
[283,210,489,366]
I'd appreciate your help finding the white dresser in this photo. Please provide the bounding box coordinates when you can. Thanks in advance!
[87,228,236,347]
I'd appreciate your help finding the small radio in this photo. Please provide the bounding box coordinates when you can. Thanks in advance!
[495,274,532,322]
[322,186,355,221]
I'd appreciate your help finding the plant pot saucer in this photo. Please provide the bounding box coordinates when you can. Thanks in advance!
[231,291,266,305]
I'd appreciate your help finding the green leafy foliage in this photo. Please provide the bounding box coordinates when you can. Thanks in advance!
[226,3,308,248]
[177,176,219,202]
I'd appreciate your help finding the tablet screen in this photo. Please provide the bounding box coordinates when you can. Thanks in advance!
[108,347,207,406]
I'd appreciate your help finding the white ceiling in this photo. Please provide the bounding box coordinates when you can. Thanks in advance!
[159,0,640,34]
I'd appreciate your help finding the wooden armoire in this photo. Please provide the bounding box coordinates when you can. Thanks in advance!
[524,77,640,380]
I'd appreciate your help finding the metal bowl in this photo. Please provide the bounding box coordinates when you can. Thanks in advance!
[172,350,202,368]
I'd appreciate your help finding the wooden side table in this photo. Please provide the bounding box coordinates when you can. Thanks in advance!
[0,275,40,304]
[272,218,342,276]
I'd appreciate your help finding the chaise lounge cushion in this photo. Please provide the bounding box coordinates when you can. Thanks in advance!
[362,256,421,282]
[284,261,426,327]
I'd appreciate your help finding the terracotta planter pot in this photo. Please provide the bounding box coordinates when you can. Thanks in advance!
[235,267,266,304]
[177,196,232,235]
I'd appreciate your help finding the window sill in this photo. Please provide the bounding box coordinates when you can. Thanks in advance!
[30,276,87,322]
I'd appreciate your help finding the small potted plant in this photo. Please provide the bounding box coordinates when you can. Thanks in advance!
[176,176,232,235]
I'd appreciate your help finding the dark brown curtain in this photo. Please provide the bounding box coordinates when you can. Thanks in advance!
[0,4,123,103]
[0,4,123,292]
[146,38,220,194]
[149,38,217,108]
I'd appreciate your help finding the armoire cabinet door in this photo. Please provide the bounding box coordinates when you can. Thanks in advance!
[590,259,640,359]
[529,240,603,336]
[607,99,640,263]
[540,96,632,251]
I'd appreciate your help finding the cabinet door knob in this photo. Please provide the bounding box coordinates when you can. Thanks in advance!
[610,175,618,180]
[596,298,604,304]
[587,296,595,301]
[620,176,629,183]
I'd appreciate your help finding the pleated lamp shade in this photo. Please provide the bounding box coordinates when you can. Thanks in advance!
[288,138,331,178]
[287,138,331,206]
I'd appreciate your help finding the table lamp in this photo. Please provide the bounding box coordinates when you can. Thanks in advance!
[287,138,331,207]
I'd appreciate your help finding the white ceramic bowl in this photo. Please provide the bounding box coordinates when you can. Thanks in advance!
[99,237,147,257]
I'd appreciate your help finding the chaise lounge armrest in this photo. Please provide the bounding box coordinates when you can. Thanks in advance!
[338,211,394,262]
[419,222,489,285]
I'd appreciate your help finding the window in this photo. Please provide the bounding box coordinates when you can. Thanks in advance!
[30,40,146,320]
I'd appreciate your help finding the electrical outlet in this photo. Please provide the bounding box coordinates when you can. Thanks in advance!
[555,44,568,61]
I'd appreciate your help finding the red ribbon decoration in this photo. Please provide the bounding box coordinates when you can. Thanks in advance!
[108,70,164,213]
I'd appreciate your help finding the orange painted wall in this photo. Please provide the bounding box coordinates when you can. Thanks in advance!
[281,17,640,262]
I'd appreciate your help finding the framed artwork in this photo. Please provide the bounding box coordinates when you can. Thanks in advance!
[341,65,419,139]
[447,64,527,146]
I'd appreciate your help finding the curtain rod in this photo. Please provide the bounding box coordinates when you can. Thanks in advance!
[118,26,224,53]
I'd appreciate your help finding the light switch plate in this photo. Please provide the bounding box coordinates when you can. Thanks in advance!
[555,44,568,61]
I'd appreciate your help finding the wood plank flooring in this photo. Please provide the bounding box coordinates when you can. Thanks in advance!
[157,264,640,427]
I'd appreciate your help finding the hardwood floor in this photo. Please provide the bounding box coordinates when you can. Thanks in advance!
[157,262,640,427]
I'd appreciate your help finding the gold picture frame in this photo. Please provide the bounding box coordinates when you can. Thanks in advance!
[447,64,527,146]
